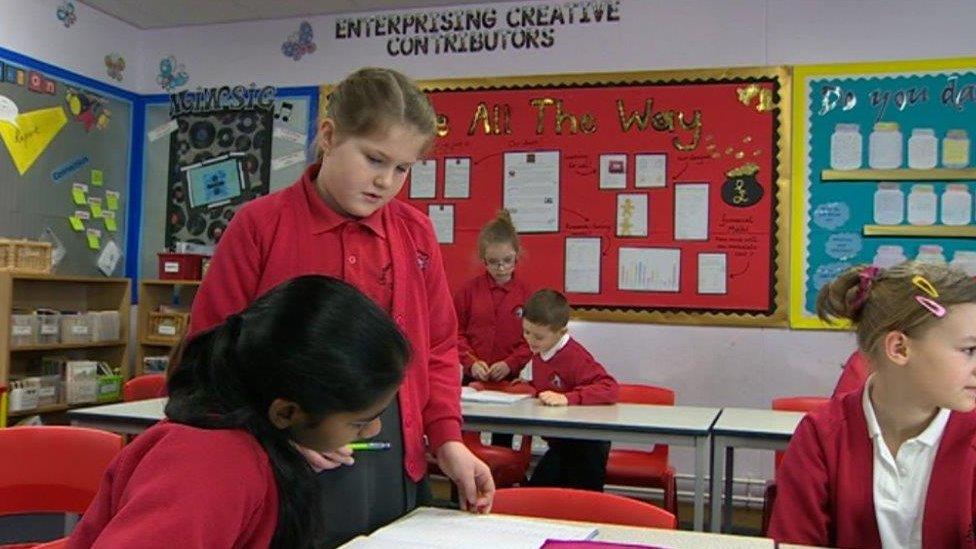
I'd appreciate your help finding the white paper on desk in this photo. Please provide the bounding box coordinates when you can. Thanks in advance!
[444,157,471,198]
[366,507,597,548]
[427,204,454,244]
[698,252,728,294]
[461,386,532,404]
[564,237,601,294]
[409,160,437,198]
[618,247,680,292]
[635,153,667,188]
[674,183,709,241]
[616,193,648,237]
[599,153,627,189]
[504,151,559,233]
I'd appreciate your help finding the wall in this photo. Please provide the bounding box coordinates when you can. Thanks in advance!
[133,0,975,484]
[0,0,143,92]
[7,0,975,485]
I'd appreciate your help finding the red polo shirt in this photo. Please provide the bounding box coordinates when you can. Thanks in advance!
[189,164,462,481]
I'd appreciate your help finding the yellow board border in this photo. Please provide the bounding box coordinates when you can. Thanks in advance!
[790,56,976,329]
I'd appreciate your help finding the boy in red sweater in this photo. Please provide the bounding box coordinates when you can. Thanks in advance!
[521,289,619,491]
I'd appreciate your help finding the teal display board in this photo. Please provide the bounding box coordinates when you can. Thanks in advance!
[791,58,976,328]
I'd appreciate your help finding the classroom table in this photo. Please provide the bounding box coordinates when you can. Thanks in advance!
[707,407,806,533]
[462,399,721,532]
[340,506,774,548]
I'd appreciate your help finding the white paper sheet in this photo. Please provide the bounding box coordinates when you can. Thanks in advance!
[618,247,680,292]
[564,237,602,294]
[674,183,709,240]
[460,386,533,404]
[444,157,471,198]
[599,153,627,189]
[635,153,667,188]
[504,151,560,233]
[616,194,648,237]
[427,204,454,244]
[355,507,597,549]
[409,160,437,198]
[697,253,728,294]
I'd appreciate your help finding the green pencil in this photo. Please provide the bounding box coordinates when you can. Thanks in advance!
[347,441,391,451]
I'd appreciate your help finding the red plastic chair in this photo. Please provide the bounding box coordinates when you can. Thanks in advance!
[604,384,678,516]
[493,487,677,529]
[459,381,537,488]
[0,426,123,545]
[123,374,167,402]
[760,395,830,536]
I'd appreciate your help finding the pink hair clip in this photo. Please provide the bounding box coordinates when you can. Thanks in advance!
[912,275,946,318]
[915,295,947,318]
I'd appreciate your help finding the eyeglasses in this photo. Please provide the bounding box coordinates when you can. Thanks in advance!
[485,256,517,268]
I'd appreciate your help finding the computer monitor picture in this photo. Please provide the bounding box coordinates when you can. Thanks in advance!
[182,153,247,209]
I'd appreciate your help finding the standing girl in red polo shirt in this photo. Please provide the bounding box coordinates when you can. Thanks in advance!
[769,261,976,548]
[189,67,493,548]
[455,210,533,386]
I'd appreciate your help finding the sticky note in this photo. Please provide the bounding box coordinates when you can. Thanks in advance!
[105,191,119,211]
[91,169,103,186]
[72,187,87,205]
[102,211,116,232]
[86,229,101,250]
[88,197,103,218]
[68,216,84,231]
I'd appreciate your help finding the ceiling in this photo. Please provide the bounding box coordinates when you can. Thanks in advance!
[78,0,501,29]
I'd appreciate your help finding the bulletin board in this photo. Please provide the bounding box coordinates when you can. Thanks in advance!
[324,67,790,326]
[0,52,133,277]
[790,57,976,329]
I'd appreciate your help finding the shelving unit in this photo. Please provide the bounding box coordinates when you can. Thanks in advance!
[862,225,976,238]
[822,168,976,181]
[135,279,200,376]
[0,273,131,419]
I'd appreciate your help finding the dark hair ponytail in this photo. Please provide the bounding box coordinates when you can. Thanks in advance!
[166,276,409,548]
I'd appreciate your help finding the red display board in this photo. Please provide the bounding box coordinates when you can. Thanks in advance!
[399,68,789,325]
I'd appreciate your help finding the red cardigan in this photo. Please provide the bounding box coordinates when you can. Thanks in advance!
[454,272,532,378]
[530,338,619,405]
[769,387,976,548]
[188,168,462,481]
[831,350,870,398]
[68,422,277,548]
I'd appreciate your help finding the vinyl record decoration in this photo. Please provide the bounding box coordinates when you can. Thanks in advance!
[165,108,273,248]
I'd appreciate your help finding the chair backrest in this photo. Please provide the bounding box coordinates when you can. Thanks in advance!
[493,487,676,529]
[0,426,124,515]
[617,383,674,460]
[772,396,829,470]
[123,374,167,402]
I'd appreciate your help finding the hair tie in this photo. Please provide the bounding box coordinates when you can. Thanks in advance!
[850,266,881,313]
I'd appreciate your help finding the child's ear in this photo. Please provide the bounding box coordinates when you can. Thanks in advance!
[268,398,304,429]
[881,330,910,366]
[318,118,337,156]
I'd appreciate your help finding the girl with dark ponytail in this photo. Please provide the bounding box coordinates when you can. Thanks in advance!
[69,276,409,548]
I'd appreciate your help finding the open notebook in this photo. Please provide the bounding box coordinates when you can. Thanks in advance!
[461,385,534,404]
[341,507,598,548]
